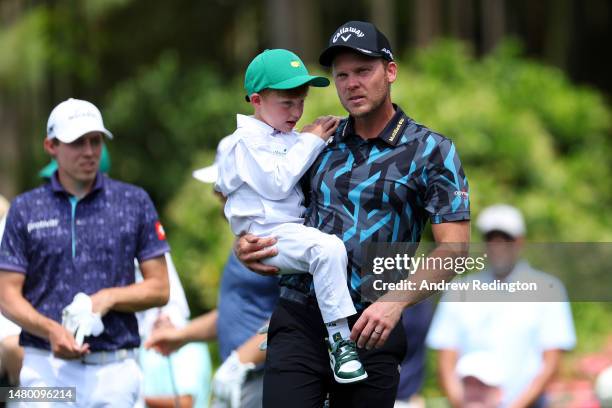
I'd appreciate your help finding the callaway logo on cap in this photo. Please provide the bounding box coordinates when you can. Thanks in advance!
[319,21,394,67]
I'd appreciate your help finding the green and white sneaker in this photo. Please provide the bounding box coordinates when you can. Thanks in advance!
[327,333,368,384]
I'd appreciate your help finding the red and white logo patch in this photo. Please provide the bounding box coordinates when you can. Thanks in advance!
[155,221,166,241]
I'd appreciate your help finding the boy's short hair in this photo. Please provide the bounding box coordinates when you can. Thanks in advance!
[259,84,309,99]
[244,49,329,102]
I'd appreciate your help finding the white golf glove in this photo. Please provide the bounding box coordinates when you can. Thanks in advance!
[212,351,255,408]
[61,293,104,346]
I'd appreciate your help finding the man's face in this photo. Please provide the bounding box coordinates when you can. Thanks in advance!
[485,231,523,278]
[45,132,103,184]
[332,51,396,118]
[252,88,307,133]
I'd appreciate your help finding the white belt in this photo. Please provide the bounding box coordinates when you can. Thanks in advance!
[25,347,138,365]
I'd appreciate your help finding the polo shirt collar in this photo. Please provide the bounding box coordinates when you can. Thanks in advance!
[340,104,410,146]
[50,171,105,196]
[237,114,284,136]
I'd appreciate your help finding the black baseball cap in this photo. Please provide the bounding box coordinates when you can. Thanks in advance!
[319,21,394,67]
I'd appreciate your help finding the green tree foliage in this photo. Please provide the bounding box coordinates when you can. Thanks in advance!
[104,52,248,208]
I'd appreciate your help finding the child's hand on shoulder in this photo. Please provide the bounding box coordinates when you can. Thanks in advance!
[301,116,340,141]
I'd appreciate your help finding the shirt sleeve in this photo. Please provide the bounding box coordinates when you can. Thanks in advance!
[0,206,28,273]
[422,138,471,224]
[135,190,170,262]
[426,300,462,350]
[234,132,326,200]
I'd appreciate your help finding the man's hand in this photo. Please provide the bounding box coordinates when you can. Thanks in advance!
[350,301,405,350]
[212,351,255,408]
[48,322,89,359]
[301,116,340,141]
[144,327,185,356]
[235,234,279,275]
[152,313,175,331]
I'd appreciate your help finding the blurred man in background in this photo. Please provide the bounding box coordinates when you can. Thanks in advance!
[0,196,23,388]
[427,204,576,408]
[394,300,435,408]
[0,98,170,406]
[455,352,504,408]
[38,141,211,408]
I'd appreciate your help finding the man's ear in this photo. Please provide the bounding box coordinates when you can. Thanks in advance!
[43,138,57,157]
[386,61,398,84]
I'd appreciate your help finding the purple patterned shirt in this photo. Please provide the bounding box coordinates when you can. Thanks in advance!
[0,172,170,351]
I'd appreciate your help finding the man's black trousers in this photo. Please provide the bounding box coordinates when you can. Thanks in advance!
[263,297,407,408]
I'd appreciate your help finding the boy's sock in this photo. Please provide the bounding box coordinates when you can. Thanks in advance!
[325,318,351,340]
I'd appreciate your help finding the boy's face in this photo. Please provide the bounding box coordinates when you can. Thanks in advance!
[251,87,308,133]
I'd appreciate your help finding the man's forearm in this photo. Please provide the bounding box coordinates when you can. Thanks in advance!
[0,287,57,341]
[236,331,267,365]
[95,278,169,314]
[389,222,469,307]
[178,309,219,343]
[438,349,463,408]
[380,243,468,308]
[93,255,170,314]
[145,395,193,408]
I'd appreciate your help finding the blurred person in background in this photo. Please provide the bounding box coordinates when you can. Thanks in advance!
[427,204,576,408]
[394,300,435,408]
[0,195,23,388]
[0,98,170,406]
[595,366,612,408]
[39,144,212,408]
[455,352,504,408]
[136,243,212,408]
[146,146,279,408]
[138,306,212,408]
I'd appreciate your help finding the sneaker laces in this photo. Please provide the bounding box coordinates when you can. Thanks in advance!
[332,339,360,366]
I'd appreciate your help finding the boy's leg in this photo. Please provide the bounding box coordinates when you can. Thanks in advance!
[259,224,366,383]
[259,224,356,323]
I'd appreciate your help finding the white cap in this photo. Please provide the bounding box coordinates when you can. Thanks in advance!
[476,204,526,238]
[596,366,612,408]
[47,98,113,143]
[193,136,233,184]
[192,164,218,184]
[457,352,505,387]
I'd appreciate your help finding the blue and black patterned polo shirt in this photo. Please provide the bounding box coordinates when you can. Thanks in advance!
[280,105,470,309]
[0,172,170,351]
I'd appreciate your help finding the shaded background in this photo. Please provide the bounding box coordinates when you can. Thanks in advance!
[1,0,611,402]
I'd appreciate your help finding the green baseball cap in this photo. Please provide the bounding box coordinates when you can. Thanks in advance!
[39,143,111,178]
[244,49,330,101]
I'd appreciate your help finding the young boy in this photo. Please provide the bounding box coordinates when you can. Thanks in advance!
[215,49,367,383]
